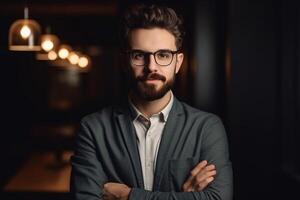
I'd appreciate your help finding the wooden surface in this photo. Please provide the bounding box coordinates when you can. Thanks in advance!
[4,151,73,192]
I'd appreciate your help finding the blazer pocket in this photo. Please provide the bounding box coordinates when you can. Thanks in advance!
[168,157,196,191]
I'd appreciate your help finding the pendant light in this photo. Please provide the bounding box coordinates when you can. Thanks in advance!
[9,7,41,51]
[47,51,58,60]
[41,33,59,52]
[58,44,72,59]
[67,51,80,65]
[36,27,60,60]
[78,54,91,68]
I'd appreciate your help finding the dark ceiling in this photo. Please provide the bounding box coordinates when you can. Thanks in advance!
[0,0,188,48]
[0,1,123,49]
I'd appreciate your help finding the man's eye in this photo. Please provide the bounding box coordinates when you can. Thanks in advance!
[132,52,145,60]
[156,52,171,59]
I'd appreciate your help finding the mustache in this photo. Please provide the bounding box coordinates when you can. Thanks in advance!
[137,73,166,82]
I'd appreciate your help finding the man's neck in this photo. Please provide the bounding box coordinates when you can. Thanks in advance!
[129,91,172,118]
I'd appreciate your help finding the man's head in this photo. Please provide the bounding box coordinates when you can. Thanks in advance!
[120,4,184,50]
[120,5,185,101]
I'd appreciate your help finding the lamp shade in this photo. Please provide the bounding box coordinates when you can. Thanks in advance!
[8,8,41,51]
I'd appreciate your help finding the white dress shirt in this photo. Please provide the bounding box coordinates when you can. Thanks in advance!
[129,93,174,191]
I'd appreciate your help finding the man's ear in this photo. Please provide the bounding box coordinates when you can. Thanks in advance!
[175,53,184,74]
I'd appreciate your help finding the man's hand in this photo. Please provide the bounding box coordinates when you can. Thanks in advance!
[103,182,131,200]
[182,160,216,192]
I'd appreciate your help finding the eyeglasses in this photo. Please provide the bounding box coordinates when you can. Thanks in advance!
[126,49,180,66]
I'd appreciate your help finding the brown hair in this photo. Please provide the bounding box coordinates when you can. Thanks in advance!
[120,4,184,50]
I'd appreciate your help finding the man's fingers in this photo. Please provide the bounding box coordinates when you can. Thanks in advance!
[182,161,217,192]
[204,164,215,171]
[206,176,214,183]
[194,168,216,192]
[182,180,193,192]
[190,160,208,176]
[103,183,118,199]
[103,188,112,200]
[194,164,216,183]
[195,169,217,183]
[196,177,214,191]
[182,160,208,191]
[186,160,208,186]
[186,165,216,192]
[184,172,216,192]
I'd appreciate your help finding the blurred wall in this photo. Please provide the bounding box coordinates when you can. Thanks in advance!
[227,0,300,199]
[0,1,299,199]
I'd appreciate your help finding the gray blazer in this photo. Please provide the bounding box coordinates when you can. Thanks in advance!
[70,97,233,199]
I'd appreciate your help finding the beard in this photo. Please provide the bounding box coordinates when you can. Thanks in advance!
[129,72,175,101]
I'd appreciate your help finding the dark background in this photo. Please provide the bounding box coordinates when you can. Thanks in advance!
[0,0,299,199]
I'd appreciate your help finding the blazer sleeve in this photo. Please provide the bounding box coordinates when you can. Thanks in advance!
[70,120,108,200]
[128,116,233,200]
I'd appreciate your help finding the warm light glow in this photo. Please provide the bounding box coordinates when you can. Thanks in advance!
[8,8,41,51]
[78,56,89,68]
[41,40,54,52]
[48,51,57,60]
[58,48,70,59]
[68,52,79,64]
[40,34,60,53]
[20,25,31,39]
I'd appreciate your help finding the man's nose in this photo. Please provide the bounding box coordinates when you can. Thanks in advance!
[145,54,158,72]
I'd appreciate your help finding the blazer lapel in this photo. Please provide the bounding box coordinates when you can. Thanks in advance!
[152,98,185,190]
[115,105,144,188]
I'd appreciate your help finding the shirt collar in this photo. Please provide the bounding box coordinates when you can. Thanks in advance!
[128,92,174,122]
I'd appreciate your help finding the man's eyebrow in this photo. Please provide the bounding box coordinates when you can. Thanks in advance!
[156,49,174,51]
[130,49,174,52]
[130,49,148,52]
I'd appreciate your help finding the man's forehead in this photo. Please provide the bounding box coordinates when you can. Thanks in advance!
[128,28,177,51]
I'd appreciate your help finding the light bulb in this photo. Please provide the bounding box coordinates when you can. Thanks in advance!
[20,25,31,39]
[48,51,57,60]
[68,52,79,64]
[78,56,89,68]
[58,48,69,59]
[41,40,54,52]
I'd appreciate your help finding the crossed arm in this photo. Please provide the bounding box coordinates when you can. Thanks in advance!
[103,160,217,200]
[71,118,233,200]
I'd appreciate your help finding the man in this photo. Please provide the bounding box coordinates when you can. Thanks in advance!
[71,4,233,200]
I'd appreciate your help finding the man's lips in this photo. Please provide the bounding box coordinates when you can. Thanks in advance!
[145,77,160,81]
[145,79,160,82]
[137,73,166,82]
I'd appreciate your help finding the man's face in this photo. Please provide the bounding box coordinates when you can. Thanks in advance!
[126,28,184,101]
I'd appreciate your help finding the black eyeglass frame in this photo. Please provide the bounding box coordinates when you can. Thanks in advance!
[125,49,181,66]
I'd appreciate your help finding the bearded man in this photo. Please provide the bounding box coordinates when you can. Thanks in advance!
[70,4,233,200]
